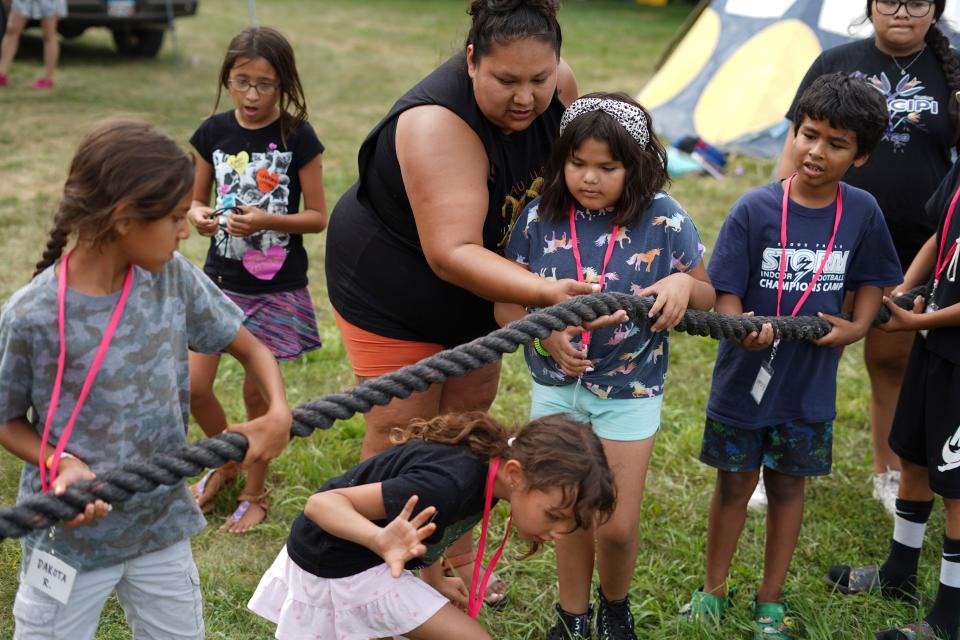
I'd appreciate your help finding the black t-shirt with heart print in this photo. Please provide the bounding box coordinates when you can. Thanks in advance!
[190,110,324,293]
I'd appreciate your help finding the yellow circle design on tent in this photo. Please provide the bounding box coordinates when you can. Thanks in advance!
[694,19,821,145]
[639,7,720,110]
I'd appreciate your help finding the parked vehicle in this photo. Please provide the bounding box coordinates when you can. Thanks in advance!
[0,0,198,58]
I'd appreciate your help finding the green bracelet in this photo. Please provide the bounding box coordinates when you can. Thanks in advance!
[532,337,551,357]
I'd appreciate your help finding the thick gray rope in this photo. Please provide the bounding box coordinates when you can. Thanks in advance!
[0,287,926,540]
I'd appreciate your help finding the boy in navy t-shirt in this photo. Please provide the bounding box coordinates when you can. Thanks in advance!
[681,73,902,638]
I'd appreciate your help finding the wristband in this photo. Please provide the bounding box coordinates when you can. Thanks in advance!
[45,451,77,471]
[532,337,551,357]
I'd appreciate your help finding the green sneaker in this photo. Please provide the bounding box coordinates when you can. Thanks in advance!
[752,600,795,639]
[678,587,734,625]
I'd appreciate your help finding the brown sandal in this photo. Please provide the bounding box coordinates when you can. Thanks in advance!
[442,551,509,609]
[220,489,270,534]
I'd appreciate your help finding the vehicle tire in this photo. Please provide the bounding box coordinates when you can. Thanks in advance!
[58,24,87,39]
[111,27,165,57]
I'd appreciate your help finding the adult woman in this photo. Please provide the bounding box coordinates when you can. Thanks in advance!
[325,0,599,607]
[0,0,66,88]
[775,0,960,514]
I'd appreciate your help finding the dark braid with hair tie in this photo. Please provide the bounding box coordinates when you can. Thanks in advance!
[925,23,960,148]
[33,218,71,279]
[466,0,562,61]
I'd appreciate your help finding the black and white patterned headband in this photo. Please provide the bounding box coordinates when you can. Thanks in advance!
[559,98,650,148]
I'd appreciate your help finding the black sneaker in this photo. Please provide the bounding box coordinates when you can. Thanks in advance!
[546,604,594,640]
[594,588,637,640]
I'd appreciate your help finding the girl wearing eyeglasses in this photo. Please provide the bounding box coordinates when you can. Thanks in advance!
[185,26,328,534]
[772,0,960,518]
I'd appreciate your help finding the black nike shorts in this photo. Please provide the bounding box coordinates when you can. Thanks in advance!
[889,338,960,498]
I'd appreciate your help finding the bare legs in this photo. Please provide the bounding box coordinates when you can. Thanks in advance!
[864,327,913,474]
[188,350,270,532]
[556,436,657,613]
[0,14,60,84]
[704,468,805,603]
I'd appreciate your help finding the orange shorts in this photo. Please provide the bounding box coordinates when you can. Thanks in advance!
[332,309,444,378]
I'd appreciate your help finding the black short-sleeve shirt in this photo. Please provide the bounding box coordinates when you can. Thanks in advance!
[285,440,492,579]
[786,39,957,269]
[189,111,324,294]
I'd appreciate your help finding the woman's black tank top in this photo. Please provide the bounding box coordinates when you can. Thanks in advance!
[326,52,564,348]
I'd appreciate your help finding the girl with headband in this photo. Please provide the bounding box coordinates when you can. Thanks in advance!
[496,91,715,640]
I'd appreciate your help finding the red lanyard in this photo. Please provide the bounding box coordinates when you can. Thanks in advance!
[38,251,133,492]
[467,457,513,619]
[934,185,960,286]
[569,205,618,349]
[776,175,843,317]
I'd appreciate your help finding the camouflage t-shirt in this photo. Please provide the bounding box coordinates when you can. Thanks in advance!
[0,253,243,571]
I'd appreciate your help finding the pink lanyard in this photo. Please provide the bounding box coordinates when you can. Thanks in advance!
[933,185,960,288]
[467,457,513,619]
[569,205,619,349]
[776,175,843,318]
[38,251,133,492]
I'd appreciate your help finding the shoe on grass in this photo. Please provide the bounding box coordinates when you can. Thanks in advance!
[545,604,593,640]
[679,587,734,625]
[823,564,918,601]
[753,600,795,639]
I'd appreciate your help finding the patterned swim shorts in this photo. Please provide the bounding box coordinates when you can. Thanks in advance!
[699,417,833,477]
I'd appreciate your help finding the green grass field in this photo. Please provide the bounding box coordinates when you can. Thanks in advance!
[0,1,942,638]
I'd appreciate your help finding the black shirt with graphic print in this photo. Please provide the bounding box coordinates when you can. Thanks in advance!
[923,159,960,365]
[786,39,958,270]
[286,439,493,579]
[190,111,324,294]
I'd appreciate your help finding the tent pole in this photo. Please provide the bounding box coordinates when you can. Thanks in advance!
[248,0,258,26]
[653,0,710,71]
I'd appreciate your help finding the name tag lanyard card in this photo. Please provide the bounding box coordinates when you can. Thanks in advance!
[24,251,133,603]
[753,176,843,404]
[921,186,960,338]
[568,205,618,408]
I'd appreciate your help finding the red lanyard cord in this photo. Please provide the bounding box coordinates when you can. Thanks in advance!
[569,204,618,349]
[38,251,133,492]
[934,185,960,285]
[776,175,844,318]
[467,457,513,619]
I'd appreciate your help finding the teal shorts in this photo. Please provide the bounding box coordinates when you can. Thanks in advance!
[530,381,662,441]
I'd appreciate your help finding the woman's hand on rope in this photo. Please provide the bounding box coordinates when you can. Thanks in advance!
[734,312,774,351]
[542,328,592,377]
[638,272,695,332]
[879,294,926,333]
[375,495,438,578]
[52,457,111,528]
[541,279,601,307]
[228,406,292,465]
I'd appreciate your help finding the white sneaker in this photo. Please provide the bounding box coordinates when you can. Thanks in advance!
[872,469,901,516]
[748,478,768,510]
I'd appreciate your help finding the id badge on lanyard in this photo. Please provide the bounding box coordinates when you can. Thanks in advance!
[24,528,79,604]
[753,175,842,405]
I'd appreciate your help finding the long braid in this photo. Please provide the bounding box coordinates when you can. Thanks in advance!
[925,23,960,147]
[32,216,71,278]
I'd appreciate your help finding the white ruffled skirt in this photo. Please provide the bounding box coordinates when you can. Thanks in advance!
[248,546,448,639]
